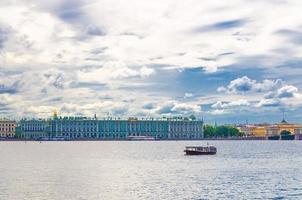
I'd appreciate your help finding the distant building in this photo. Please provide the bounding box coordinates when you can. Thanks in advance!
[0,119,16,138]
[19,119,49,139]
[295,132,302,140]
[265,119,302,137]
[50,116,98,138]
[16,114,204,140]
[51,116,203,140]
[98,118,128,139]
[238,119,302,139]
[237,124,268,137]
[168,120,203,139]
[97,118,203,139]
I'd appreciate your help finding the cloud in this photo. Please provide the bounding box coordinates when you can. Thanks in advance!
[265,85,298,99]
[42,69,67,89]
[142,103,156,110]
[77,62,155,84]
[0,94,15,115]
[86,24,105,36]
[0,0,301,76]
[0,71,21,94]
[184,92,194,98]
[211,99,250,109]
[276,29,302,44]
[53,101,130,117]
[256,99,282,108]
[156,101,201,115]
[218,76,283,94]
[0,25,11,48]
[1,0,302,121]
[214,76,302,113]
[157,104,174,114]
[0,94,13,106]
[208,109,227,115]
[16,69,74,95]
[194,19,246,32]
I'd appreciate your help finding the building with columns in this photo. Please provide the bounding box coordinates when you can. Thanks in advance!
[238,119,302,139]
[19,119,49,139]
[46,115,204,140]
[265,119,302,137]
[0,119,16,138]
[50,116,98,138]
[16,113,204,140]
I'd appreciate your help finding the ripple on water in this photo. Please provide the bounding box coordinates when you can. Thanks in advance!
[0,141,302,199]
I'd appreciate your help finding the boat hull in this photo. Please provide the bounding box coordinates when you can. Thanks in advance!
[184,150,216,155]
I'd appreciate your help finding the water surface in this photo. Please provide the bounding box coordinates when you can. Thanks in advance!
[0,141,302,199]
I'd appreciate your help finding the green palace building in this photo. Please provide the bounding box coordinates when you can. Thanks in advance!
[19,113,204,140]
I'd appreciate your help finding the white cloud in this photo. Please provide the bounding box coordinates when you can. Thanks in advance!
[211,99,250,109]
[256,99,281,108]
[208,109,227,115]
[2,0,302,73]
[156,101,202,115]
[1,0,302,119]
[214,77,302,113]
[0,94,13,105]
[218,76,283,94]
[184,92,193,98]
[265,85,298,99]
[77,61,155,84]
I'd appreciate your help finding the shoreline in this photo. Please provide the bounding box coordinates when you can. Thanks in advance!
[0,137,268,142]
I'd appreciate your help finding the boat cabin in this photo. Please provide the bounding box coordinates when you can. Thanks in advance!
[184,146,217,155]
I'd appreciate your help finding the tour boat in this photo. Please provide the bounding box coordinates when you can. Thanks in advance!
[184,146,217,155]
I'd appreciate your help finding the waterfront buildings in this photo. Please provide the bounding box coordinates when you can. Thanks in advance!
[168,120,203,139]
[0,119,16,138]
[295,133,302,140]
[19,119,50,139]
[16,114,204,140]
[238,119,302,139]
[50,115,204,140]
[237,124,267,137]
[3,114,302,140]
[50,116,98,138]
[266,119,302,137]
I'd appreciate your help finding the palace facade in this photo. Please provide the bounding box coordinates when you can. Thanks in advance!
[17,115,204,140]
[18,119,50,139]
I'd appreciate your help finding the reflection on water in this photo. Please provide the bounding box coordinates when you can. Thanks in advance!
[0,141,302,199]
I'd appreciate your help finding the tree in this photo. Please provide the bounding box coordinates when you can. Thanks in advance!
[203,124,243,138]
[227,126,242,137]
[203,124,215,138]
[215,125,228,137]
[280,130,291,136]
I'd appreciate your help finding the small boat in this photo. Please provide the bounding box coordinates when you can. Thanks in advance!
[184,146,217,155]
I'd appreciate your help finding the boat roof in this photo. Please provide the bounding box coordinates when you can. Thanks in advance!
[185,146,215,148]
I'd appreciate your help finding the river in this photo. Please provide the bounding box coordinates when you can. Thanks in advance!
[0,141,302,199]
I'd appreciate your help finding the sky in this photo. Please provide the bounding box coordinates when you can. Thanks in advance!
[1,0,302,124]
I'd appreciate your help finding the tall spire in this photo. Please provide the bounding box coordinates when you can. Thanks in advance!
[281,110,287,124]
